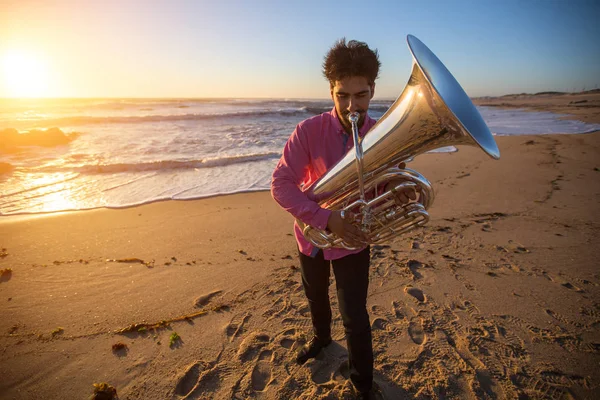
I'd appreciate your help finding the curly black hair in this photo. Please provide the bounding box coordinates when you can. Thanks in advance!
[322,38,381,88]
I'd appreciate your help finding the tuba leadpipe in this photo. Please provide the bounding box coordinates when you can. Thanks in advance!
[298,34,500,250]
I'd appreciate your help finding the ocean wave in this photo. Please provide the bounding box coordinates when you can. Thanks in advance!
[0,128,80,152]
[7,103,393,127]
[35,152,281,174]
[368,103,394,111]
[17,108,317,127]
[0,162,14,174]
[0,172,80,199]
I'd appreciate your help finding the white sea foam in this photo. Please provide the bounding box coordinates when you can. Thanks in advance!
[479,107,600,135]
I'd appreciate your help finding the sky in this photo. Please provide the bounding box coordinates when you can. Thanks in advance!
[0,0,599,99]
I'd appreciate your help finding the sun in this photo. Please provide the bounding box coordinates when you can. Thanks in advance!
[1,50,50,98]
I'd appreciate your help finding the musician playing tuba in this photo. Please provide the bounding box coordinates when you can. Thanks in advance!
[271,39,414,399]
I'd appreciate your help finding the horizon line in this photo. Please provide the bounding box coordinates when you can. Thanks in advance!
[0,89,598,101]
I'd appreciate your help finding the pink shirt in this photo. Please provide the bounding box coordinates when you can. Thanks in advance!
[271,107,376,260]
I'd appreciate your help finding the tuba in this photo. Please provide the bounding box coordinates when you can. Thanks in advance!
[299,35,500,250]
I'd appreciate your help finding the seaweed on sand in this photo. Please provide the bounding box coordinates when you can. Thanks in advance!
[90,382,118,400]
[169,332,181,348]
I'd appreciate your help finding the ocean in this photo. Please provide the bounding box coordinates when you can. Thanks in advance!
[1,98,599,216]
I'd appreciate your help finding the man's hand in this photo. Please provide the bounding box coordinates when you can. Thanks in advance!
[385,161,417,206]
[385,180,417,205]
[327,210,369,247]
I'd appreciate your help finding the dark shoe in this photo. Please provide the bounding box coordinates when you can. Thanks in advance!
[355,382,381,400]
[356,388,380,400]
[356,386,383,400]
[296,336,332,364]
[356,390,372,400]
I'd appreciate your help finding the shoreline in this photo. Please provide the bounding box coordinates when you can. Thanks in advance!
[473,91,600,124]
[2,129,600,219]
[0,187,272,222]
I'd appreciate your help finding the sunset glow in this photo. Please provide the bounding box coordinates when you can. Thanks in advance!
[0,1,598,98]
[1,50,50,98]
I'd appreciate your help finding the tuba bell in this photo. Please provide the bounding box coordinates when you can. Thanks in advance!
[299,34,500,250]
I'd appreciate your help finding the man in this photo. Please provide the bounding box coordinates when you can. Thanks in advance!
[271,39,415,399]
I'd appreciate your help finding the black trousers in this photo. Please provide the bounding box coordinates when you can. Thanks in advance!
[298,246,373,393]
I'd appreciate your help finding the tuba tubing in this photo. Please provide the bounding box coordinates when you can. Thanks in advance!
[299,34,500,250]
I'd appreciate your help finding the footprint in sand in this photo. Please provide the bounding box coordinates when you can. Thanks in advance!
[543,272,584,293]
[371,317,392,332]
[297,303,311,317]
[513,245,529,254]
[278,328,299,350]
[370,305,402,333]
[481,223,493,232]
[263,295,289,319]
[226,313,251,342]
[280,337,295,349]
[543,308,581,327]
[429,329,455,358]
[174,361,205,396]
[512,372,574,399]
[461,300,484,323]
[251,360,272,391]
[0,268,12,283]
[281,316,312,331]
[408,318,426,345]
[406,259,424,280]
[258,349,273,361]
[310,361,334,384]
[405,286,426,303]
[392,300,407,321]
[332,360,350,382]
[193,289,223,308]
[561,281,584,293]
[237,332,271,363]
[454,273,476,291]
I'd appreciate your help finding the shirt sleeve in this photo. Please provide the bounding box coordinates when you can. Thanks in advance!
[271,124,331,230]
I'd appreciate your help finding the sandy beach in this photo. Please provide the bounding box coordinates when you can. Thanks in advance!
[1,96,599,399]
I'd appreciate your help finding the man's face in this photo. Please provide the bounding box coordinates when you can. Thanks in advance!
[330,76,375,134]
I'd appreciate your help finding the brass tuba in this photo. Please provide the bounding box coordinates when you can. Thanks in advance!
[299,35,500,250]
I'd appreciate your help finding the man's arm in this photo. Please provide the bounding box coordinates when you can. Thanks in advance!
[271,125,369,246]
[271,124,331,231]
